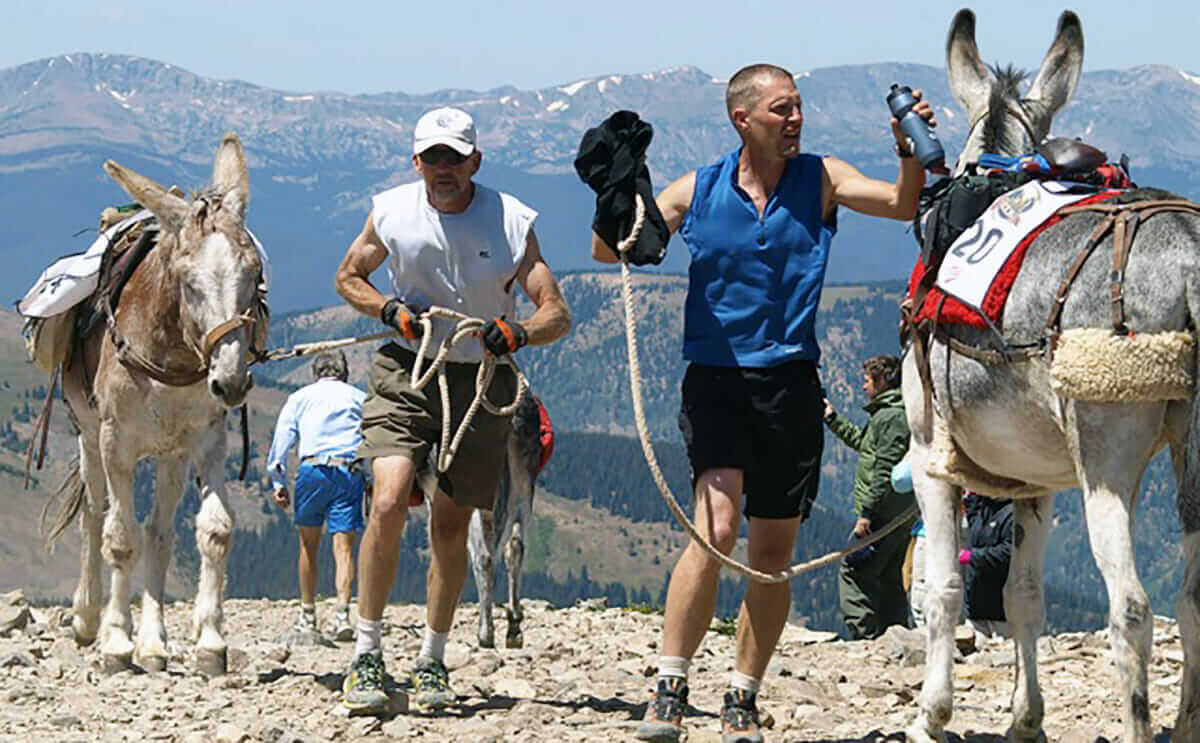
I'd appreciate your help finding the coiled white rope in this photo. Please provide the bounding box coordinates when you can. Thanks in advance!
[616,194,918,583]
[260,306,527,473]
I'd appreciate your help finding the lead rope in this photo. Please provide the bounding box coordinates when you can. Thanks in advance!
[616,194,918,583]
[409,307,527,472]
[257,307,526,473]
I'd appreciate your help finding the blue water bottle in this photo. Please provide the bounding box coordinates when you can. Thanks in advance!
[886,83,946,171]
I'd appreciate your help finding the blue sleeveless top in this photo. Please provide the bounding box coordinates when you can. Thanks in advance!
[680,149,837,367]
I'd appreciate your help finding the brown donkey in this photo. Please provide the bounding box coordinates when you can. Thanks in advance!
[53,134,266,675]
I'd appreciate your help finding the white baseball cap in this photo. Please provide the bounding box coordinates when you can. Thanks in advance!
[413,107,477,156]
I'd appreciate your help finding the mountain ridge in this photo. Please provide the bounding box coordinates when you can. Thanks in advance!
[4,53,1200,311]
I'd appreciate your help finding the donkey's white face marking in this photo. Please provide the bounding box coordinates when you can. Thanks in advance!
[182,229,257,407]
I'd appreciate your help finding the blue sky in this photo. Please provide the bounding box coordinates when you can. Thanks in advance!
[5,1,1198,94]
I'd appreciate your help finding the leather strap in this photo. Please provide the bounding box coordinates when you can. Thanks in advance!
[201,310,255,360]
[1049,199,1200,341]
[1045,214,1115,353]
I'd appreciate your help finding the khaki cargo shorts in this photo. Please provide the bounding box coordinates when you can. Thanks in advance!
[357,343,516,510]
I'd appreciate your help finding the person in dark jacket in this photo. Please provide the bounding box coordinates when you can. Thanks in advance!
[825,354,915,640]
[960,491,1014,639]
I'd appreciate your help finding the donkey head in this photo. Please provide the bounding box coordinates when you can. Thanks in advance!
[103,133,262,408]
[947,9,1084,173]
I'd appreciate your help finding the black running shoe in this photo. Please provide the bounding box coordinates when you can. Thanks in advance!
[636,676,689,742]
[720,688,764,743]
[342,652,389,715]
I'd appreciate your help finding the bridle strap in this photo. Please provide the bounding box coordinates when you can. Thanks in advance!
[103,293,263,388]
[202,309,256,360]
[102,290,209,386]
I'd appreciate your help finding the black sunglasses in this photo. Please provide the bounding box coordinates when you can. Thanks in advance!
[418,148,469,167]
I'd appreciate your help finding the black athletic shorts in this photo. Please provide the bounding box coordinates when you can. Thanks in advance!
[677,358,824,520]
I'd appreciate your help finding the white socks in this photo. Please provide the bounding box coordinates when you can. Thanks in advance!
[354,617,382,658]
[658,655,691,681]
[419,628,449,663]
[730,670,761,695]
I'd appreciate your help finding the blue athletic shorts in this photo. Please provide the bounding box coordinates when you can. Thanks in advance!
[294,464,365,533]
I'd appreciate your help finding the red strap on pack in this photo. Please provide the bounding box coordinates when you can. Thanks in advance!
[537,399,555,474]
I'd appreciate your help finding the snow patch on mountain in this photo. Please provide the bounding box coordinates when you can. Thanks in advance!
[559,79,592,96]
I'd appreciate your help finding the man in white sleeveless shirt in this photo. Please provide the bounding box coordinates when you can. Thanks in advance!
[334,106,571,715]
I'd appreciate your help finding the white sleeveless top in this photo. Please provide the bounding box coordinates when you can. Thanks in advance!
[372,181,536,363]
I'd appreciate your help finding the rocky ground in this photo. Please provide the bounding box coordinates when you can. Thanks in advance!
[0,589,1185,742]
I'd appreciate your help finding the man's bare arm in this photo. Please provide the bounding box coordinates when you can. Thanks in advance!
[590,171,696,263]
[335,211,390,319]
[515,229,571,346]
[823,155,925,221]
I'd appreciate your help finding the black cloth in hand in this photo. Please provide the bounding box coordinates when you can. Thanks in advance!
[574,110,669,266]
[380,298,426,340]
[481,316,528,356]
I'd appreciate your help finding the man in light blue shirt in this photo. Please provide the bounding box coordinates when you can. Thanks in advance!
[267,350,367,640]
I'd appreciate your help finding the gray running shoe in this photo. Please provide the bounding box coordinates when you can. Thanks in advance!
[342,652,390,715]
[636,676,688,742]
[720,688,764,743]
[330,610,354,642]
[292,610,317,634]
[410,655,456,711]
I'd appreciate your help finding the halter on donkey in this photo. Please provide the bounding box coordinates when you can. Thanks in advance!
[47,134,267,676]
[902,11,1200,743]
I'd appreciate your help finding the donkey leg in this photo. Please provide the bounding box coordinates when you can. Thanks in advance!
[468,510,496,648]
[97,421,139,673]
[72,437,107,646]
[135,454,187,672]
[504,519,525,649]
[1005,493,1053,743]
[1173,434,1200,741]
[1082,485,1153,743]
[192,418,234,676]
[902,446,960,743]
[906,444,963,743]
[1176,530,1200,742]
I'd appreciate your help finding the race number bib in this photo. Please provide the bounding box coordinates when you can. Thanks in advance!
[935,181,1093,309]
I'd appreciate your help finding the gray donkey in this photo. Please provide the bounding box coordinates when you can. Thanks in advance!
[905,10,1200,743]
[468,393,544,649]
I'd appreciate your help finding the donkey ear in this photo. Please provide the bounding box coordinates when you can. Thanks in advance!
[103,160,188,231]
[946,8,991,119]
[1027,11,1083,114]
[211,132,250,204]
[221,187,247,221]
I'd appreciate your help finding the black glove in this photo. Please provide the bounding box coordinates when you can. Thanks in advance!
[481,316,528,356]
[574,111,669,266]
[380,298,425,340]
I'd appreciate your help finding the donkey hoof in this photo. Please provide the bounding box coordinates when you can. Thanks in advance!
[478,634,495,649]
[139,654,168,673]
[505,630,524,649]
[72,619,98,647]
[195,647,227,677]
[73,629,97,648]
[101,653,133,675]
[903,722,946,743]
[1005,727,1046,743]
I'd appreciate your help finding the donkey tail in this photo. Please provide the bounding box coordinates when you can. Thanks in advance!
[40,455,85,553]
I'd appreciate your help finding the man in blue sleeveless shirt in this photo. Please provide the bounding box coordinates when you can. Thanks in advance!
[592,64,935,743]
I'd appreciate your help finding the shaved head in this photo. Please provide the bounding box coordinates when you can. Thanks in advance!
[726,64,795,119]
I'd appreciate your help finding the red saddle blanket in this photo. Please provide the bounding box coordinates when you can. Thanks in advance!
[907,190,1120,328]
